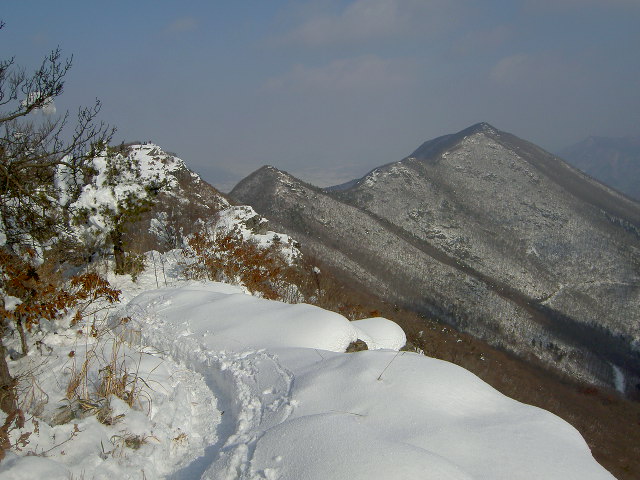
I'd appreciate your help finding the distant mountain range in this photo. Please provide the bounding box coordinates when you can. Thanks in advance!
[230,123,640,395]
[559,135,640,201]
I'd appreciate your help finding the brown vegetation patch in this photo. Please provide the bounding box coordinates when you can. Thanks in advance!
[345,340,368,353]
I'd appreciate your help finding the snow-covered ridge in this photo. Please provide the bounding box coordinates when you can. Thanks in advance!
[2,249,614,478]
[127,143,185,182]
[125,280,617,479]
[215,205,301,265]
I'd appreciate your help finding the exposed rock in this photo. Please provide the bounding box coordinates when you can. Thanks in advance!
[346,339,369,353]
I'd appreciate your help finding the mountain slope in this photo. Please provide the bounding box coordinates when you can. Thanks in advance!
[559,135,640,201]
[3,140,637,479]
[230,123,640,394]
[1,261,615,479]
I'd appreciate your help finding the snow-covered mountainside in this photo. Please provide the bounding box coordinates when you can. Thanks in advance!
[56,143,307,299]
[0,253,615,479]
[229,123,640,394]
[104,143,230,250]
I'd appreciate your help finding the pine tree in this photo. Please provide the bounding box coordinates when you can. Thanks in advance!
[0,21,113,417]
[71,145,168,274]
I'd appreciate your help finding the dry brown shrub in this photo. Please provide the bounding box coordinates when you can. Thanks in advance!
[0,250,120,356]
[182,227,305,301]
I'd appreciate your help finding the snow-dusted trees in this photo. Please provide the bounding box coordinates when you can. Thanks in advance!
[70,144,168,273]
[0,21,113,420]
[0,28,113,251]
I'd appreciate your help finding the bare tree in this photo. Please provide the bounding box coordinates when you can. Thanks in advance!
[0,20,114,417]
[0,24,114,251]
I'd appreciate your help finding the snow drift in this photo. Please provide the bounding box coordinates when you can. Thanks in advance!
[1,258,614,479]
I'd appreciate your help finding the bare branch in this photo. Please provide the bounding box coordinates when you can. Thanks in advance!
[0,31,114,251]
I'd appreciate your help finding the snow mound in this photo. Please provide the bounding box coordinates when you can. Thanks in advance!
[352,316,406,350]
[2,260,614,479]
[125,281,612,479]
[263,350,611,480]
[127,282,360,352]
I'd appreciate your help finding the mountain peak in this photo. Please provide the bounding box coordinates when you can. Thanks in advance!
[239,164,290,184]
[467,122,497,134]
[408,123,499,161]
[230,122,640,396]
[231,164,314,208]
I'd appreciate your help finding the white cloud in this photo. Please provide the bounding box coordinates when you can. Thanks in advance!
[279,0,464,47]
[265,55,415,93]
[165,16,198,34]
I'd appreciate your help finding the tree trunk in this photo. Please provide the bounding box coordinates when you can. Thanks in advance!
[0,336,17,415]
[111,229,125,274]
[15,316,28,356]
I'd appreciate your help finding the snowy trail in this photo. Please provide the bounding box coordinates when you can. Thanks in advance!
[126,289,297,479]
[2,270,607,479]
[121,282,615,480]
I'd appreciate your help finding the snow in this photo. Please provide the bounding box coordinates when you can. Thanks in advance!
[1,338,219,479]
[272,351,599,480]
[67,143,187,253]
[21,92,56,115]
[214,206,301,264]
[352,317,406,350]
[363,168,381,187]
[127,283,359,352]
[2,295,22,311]
[611,363,626,394]
[1,251,614,479]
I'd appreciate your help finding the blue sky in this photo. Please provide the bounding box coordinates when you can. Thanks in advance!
[3,0,640,189]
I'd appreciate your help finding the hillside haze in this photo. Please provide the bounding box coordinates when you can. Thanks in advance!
[559,135,640,201]
[230,123,640,394]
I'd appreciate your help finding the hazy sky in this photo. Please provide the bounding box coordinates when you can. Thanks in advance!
[3,0,640,190]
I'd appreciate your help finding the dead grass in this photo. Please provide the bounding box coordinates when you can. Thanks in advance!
[64,317,152,425]
[110,432,157,451]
